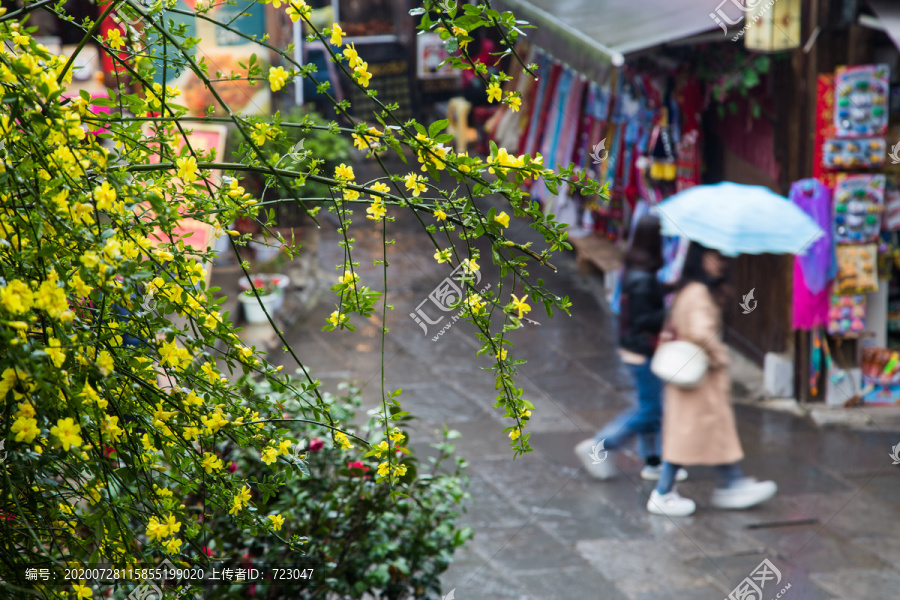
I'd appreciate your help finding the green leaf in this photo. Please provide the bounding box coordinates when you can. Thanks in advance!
[428,119,449,138]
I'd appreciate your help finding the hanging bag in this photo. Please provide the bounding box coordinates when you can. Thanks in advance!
[650,321,708,389]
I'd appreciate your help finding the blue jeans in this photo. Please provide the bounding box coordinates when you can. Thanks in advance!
[656,462,744,495]
[593,361,663,460]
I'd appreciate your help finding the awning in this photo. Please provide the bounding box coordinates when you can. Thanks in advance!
[495,0,723,79]
[865,0,900,53]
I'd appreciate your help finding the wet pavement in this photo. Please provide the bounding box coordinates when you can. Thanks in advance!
[218,158,900,600]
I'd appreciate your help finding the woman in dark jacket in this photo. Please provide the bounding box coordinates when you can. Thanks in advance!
[575,214,687,482]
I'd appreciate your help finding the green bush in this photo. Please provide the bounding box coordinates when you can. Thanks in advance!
[205,378,472,600]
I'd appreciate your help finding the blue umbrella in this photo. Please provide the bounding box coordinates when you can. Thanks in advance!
[654,182,825,256]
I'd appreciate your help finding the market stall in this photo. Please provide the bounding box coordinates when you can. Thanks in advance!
[797,61,900,406]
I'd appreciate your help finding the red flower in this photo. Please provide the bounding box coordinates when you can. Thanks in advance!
[347,461,369,474]
[227,461,238,473]
[103,446,117,458]
[308,438,324,452]
[202,546,214,557]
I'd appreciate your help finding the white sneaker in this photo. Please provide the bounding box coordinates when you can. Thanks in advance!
[711,478,777,510]
[646,489,696,517]
[640,465,688,482]
[574,439,617,480]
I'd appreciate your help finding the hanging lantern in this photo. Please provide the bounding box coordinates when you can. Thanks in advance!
[744,0,802,52]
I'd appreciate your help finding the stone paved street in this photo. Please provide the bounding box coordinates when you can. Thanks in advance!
[221,159,900,600]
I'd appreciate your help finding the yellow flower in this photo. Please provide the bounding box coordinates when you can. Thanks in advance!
[183,426,200,441]
[228,497,243,515]
[0,279,34,315]
[487,81,502,103]
[510,293,531,318]
[434,249,451,264]
[101,416,124,443]
[374,440,389,457]
[141,433,156,453]
[159,340,190,370]
[330,23,345,46]
[50,417,82,451]
[334,431,353,450]
[15,401,35,419]
[72,582,93,599]
[487,147,522,174]
[462,258,479,273]
[369,181,390,198]
[376,462,390,477]
[201,410,229,434]
[403,173,426,197]
[261,446,279,465]
[338,272,359,289]
[465,292,485,315]
[343,43,362,68]
[393,464,407,477]
[201,452,223,473]
[509,428,521,440]
[268,513,285,531]
[328,311,348,328]
[69,273,92,297]
[46,338,66,367]
[163,538,183,554]
[497,348,508,361]
[354,62,372,88]
[96,350,114,376]
[366,198,386,221]
[94,181,117,212]
[251,122,270,146]
[162,513,181,536]
[11,416,40,443]
[286,0,311,22]
[508,94,522,112]
[33,278,72,322]
[433,209,447,221]
[236,485,252,506]
[389,428,405,444]
[268,66,289,92]
[146,517,168,541]
[176,156,198,183]
[106,28,124,50]
[335,163,355,182]
[494,211,510,228]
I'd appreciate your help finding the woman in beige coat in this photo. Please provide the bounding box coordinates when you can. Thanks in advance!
[647,243,777,517]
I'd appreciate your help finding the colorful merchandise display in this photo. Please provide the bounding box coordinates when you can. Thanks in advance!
[827,293,867,335]
[833,174,884,244]
[860,346,900,404]
[834,244,878,294]
[822,138,886,169]
[833,64,889,138]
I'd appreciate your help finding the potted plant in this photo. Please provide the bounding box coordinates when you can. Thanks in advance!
[238,276,282,323]
[239,273,290,311]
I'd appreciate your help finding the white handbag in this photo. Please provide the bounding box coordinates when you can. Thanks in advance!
[650,340,709,388]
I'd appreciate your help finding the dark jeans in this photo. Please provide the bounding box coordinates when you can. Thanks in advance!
[593,360,663,460]
[656,462,744,495]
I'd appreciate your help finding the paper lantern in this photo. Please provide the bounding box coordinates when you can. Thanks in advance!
[744,0,802,52]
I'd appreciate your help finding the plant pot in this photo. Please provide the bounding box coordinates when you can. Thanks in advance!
[239,291,281,324]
